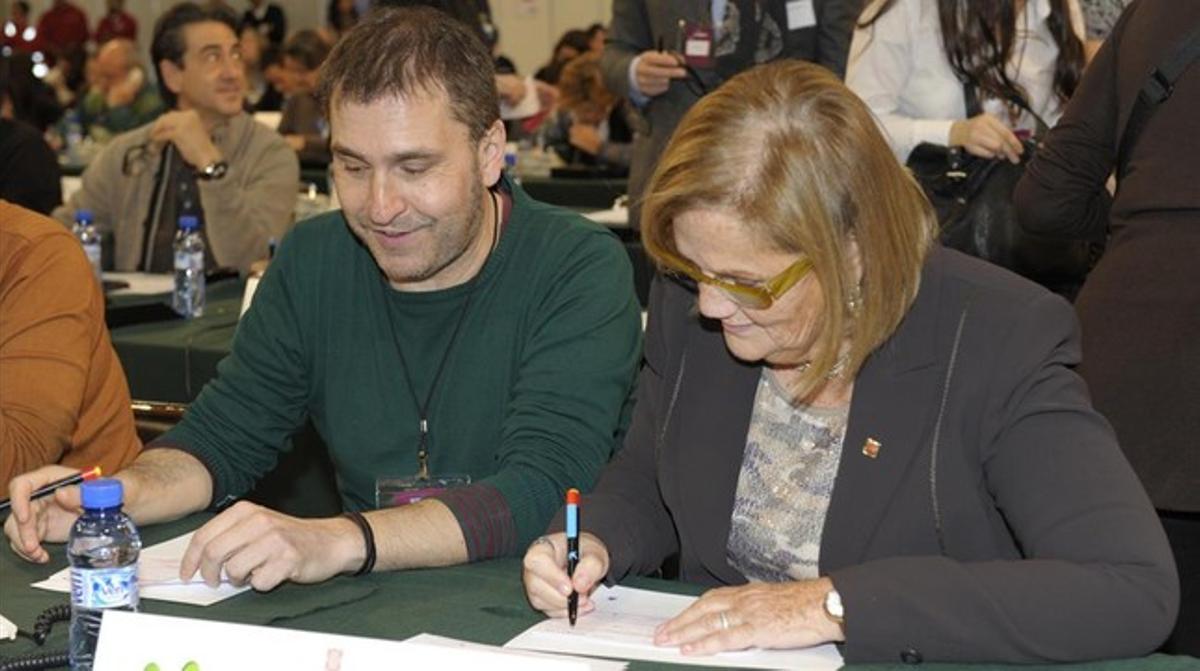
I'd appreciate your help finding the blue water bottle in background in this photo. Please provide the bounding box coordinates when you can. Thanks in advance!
[63,108,84,165]
[68,479,141,671]
[172,214,205,318]
[72,210,102,282]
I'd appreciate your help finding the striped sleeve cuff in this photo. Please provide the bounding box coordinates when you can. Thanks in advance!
[431,483,517,561]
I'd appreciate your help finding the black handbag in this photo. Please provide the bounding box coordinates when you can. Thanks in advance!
[906,84,1101,293]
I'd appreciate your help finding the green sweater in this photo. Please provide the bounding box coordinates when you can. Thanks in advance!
[157,181,642,559]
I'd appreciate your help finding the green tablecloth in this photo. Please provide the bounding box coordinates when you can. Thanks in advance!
[109,280,243,404]
[0,516,1193,671]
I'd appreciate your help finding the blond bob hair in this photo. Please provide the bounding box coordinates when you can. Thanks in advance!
[641,60,936,395]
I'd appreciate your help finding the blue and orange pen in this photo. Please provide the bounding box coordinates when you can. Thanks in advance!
[566,487,581,627]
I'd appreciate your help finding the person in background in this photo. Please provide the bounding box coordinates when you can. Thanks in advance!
[95,0,138,45]
[0,201,142,499]
[1,58,61,214]
[240,0,286,46]
[603,0,863,229]
[586,22,606,54]
[2,2,41,54]
[6,7,640,596]
[326,0,359,39]
[0,51,61,132]
[543,52,635,173]
[51,2,298,275]
[36,0,89,65]
[846,0,1086,164]
[1014,0,1200,654]
[1079,0,1130,58]
[77,38,164,142]
[240,24,283,112]
[278,29,332,166]
[535,29,590,86]
[523,59,1178,664]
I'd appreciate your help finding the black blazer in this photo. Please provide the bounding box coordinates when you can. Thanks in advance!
[577,247,1177,663]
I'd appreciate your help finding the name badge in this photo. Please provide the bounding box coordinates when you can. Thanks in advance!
[681,22,714,69]
[786,0,817,30]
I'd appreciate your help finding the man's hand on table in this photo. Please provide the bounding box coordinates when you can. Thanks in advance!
[179,501,364,591]
[5,465,86,563]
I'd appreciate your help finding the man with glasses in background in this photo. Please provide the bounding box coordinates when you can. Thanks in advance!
[53,2,298,275]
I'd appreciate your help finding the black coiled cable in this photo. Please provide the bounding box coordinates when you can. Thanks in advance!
[0,604,71,671]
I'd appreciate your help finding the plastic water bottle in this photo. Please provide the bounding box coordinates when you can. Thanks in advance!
[68,479,141,671]
[172,215,205,318]
[72,209,102,282]
[64,108,84,165]
[504,141,520,184]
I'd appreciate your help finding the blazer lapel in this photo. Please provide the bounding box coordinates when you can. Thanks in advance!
[821,252,949,572]
[668,319,759,584]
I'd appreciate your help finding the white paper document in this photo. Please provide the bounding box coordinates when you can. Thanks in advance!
[407,634,626,670]
[583,205,631,228]
[506,585,843,670]
[102,271,175,296]
[32,532,250,606]
[94,611,598,671]
[0,613,17,641]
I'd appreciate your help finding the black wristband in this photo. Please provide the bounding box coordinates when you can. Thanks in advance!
[343,511,376,576]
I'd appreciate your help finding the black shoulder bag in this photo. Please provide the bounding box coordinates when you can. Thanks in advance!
[906,83,1101,293]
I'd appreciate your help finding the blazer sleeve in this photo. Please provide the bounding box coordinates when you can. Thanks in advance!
[561,276,683,581]
[830,292,1178,663]
[1014,3,1128,239]
[601,0,652,99]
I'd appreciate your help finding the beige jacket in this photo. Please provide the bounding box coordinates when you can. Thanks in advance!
[53,112,299,273]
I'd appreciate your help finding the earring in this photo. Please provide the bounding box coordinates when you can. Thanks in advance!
[846,282,863,313]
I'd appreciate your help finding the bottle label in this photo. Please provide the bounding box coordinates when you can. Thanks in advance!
[174,250,203,271]
[71,566,138,609]
[85,244,101,270]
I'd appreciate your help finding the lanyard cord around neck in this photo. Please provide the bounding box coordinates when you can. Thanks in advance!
[386,189,501,479]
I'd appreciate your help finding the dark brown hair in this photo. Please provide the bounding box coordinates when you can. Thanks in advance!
[316,6,499,143]
[860,0,1083,106]
[282,29,331,72]
[150,2,239,108]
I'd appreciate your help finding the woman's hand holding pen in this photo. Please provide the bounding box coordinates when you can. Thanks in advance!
[634,51,687,97]
[4,465,86,563]
[523,531,609,619]
[654,579,845,655]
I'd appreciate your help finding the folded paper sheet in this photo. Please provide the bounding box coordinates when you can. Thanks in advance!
[506,585,843,670]
[32,532,250,606]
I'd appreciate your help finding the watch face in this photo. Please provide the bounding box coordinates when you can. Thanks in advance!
[825,589,844,619]
[202,161,228,180]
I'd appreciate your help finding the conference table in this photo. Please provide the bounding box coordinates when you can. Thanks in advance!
[0,515,1192,671]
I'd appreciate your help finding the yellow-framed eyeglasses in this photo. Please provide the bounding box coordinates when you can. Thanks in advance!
[659,251,812,310]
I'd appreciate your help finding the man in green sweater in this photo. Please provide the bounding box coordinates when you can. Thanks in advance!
[6,7,642,590]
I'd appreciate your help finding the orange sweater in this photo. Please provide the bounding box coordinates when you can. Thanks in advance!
[0,200,141,497]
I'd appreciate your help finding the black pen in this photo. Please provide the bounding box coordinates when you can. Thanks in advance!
[0,466,102,513]
[565,488,580,626]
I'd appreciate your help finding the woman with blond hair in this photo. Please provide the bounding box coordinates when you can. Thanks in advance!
[521,60,1177,663]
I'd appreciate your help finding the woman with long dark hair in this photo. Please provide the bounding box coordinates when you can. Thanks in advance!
[846,0,1085,163]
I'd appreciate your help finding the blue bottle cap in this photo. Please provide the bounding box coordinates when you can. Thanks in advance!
[178,215,200,232]
[80,479,123,509]
[75,209,93,224]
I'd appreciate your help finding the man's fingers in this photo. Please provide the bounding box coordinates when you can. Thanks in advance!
[180,503,255,581]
